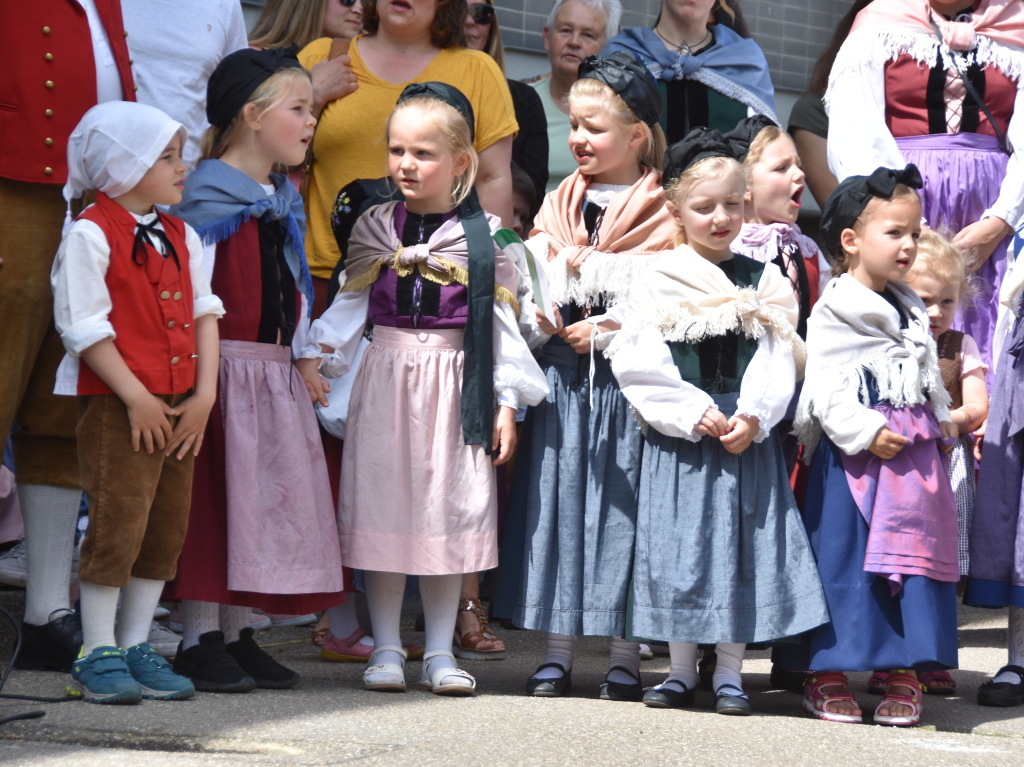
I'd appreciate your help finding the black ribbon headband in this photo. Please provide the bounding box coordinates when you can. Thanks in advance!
[577,51,662,128]
[662,127,739,189]
[397,82,476,142]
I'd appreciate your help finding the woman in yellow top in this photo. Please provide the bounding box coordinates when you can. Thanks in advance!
[298,0,517,293]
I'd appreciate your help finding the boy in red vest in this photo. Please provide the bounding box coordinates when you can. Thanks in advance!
[50,101,224,703]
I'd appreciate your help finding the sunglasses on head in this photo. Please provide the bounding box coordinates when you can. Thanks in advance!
[469,3,495,25]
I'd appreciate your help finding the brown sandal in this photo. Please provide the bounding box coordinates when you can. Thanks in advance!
[452,598,506,660]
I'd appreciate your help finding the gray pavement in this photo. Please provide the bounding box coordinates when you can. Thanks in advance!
[3,594,1024,766]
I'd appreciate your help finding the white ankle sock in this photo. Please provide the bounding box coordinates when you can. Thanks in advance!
[534,633,577,680]
[181,599,219,650]
[663,642,699,692]
[420,573,466,686]
[363,571,406,682]
[328,601,372,646]
[20,484,80,625]
[220,605,251,644]
[79,579,120,653]
[713,642,747,697]
[607,637,641,684]
[116,576,164,649]
[995,606,1024,684]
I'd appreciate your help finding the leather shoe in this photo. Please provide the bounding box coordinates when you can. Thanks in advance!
[642,681,696,709]
[769,663,810,694]
[978,664,1024,707]
[525,662,571,697]
[599,665,643,702]
[15,608,82,672]
[715,683,752,715]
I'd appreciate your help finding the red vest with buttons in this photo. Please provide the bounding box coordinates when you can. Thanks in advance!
[1,1,136,184]
[76,193,197,396]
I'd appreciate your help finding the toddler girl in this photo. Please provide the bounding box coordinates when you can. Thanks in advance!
[165,46,344,692]
[780,165,960,726]
[298,82,547,696]
[494,51,677,701]
[51,101,224,703]
[607,128,828,715]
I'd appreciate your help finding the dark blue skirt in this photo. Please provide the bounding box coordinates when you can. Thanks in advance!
[775,435,958,672]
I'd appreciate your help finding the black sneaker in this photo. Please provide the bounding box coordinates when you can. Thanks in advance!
[172,631,256,693]
[15,608,82,672]
[226,628,300,689]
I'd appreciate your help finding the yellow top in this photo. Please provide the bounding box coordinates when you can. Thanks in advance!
[298,36,518,280]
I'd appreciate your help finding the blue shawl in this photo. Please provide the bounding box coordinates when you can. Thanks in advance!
[174,159,314,316]
[602,25,777,122]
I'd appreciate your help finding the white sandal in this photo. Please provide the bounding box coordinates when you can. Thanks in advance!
[363,645,407,692]
[417,650,476,696]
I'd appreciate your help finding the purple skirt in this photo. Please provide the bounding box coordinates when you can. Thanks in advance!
[896,133,1010,372]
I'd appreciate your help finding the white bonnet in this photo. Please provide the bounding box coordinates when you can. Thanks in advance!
[62,101,186,233]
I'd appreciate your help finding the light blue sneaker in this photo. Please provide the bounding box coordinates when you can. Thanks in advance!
[68,646,142,704]
[124,642,195,700]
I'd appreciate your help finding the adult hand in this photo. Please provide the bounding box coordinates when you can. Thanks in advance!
[953,216,1012,270]
[311,55,358,115]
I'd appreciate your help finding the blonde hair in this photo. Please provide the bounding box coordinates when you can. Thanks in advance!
[741,125,786,173]
[906,229,978,306]
[200,68,312,161]
[249,0,327,50]
[717,0,737,23]
[830,185,922,277]
[386,97,479,208]
[665,155,745,246]
[568,78,666,171]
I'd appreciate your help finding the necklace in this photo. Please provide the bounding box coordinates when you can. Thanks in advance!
[654,25,711,55]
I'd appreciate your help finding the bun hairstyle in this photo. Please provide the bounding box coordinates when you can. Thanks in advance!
[907,229,978,307]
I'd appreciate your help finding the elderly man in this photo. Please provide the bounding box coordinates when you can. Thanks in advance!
[532,0,621,193]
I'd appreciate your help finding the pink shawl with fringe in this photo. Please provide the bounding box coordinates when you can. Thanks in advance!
[850,0,1024,51]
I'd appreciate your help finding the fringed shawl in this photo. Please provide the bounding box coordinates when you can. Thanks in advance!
[174,159,314,315]
[794,274,951,455]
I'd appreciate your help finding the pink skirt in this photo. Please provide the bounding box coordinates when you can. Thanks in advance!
[339,326,497,575]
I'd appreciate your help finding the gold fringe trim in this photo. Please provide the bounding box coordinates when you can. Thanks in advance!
[342,250,519,316]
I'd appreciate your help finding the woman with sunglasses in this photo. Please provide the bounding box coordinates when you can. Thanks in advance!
[464,1,548,205]
[602,0,776,144]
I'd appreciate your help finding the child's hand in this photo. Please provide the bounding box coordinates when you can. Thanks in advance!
[720,415,759,455]
[696,407,730,438]
[536,304,563,336]
[869,427,908,459]
[125,392,176,453]
[296,357,331,407]
[938,420,958,452]
[560,320,598,354]
[973,418,987,462]
[165,393,215,460]
[491,406,518,466]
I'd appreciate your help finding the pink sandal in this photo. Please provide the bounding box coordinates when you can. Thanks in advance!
[803,672,863,724]
[874,671,923,726]
[918,669,956,695]
[867,670,889,694]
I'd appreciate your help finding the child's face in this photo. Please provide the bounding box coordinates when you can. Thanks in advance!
[842,197,922,292]
[907,271,960,339]
[568,96,643,185]
[668,171,745,262]
[745,133,805,225]
[254,77,317,168]
[387,109,470,215]
[121,133,187,213]
[512,190,531,239]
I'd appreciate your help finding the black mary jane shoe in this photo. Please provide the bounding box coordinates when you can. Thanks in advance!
[526,662,572,697]
[978,665,1024,708]
[769,663,810,695]
[715,683,752,716]
[642,681,696,709]
[599,666,643,702]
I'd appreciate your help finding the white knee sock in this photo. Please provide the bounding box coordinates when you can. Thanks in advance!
[79,579,120,653]
[181,599,219,650]
[713,642,747,697]
[20,484,80,626]
[995,606,1024,684]
[607,637,641,684]
[116,576,164,649]
[363,570,406,679]
[420,573,466,686]
[220,605,252,644]
[328,601,373,647]
[662,642,699,692]
[534,633,577,680]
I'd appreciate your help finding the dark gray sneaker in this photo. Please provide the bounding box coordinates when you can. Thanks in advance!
[226,628,300,689]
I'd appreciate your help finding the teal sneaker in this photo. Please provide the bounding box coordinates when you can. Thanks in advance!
[68,646,142,704]
[124,642,195,700]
